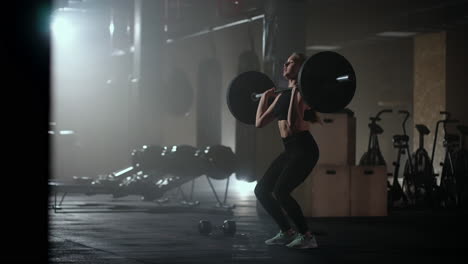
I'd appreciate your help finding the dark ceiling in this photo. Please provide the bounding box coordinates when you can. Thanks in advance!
[305,0,468,48]
[58,0,468,48]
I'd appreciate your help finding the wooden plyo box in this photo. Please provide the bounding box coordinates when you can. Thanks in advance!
[292,165,350,217]
[349,165,388,216]
[309,112,356,165]
[258,166,387,218]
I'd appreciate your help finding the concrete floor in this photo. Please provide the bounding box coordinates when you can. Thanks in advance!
[48,186,468,264]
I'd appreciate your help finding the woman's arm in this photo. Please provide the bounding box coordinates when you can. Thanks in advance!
[256,88,280,128]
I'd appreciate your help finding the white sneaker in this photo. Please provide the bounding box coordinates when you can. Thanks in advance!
[265,230,297,245]
[285,233,318,249]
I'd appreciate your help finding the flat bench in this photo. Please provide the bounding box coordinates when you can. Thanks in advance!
[48,181,111,212]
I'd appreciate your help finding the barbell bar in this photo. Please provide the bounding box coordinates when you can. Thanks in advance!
[251,74,352,101]
[226,51,356,125]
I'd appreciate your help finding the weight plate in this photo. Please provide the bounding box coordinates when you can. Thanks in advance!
[227,71,274,125]
[298,51,356,113]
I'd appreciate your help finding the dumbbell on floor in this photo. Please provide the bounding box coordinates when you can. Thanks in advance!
[198,220,236,237]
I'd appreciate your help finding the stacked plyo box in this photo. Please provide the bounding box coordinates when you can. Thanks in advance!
[349,165,387,216]
[292,111,387,217]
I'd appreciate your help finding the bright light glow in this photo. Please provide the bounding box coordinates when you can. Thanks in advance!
[51,15,75,42]
[59,130,75,135]
[336,75,349,81]
[111,49,126,56]
[109,21,115,36]
[114,166,133,177]
[234,178,256,197]
[376,31,418,37]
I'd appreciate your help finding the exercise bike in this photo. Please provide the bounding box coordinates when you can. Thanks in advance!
[431,111,459,208]
[454,125,468,208]
[360,109,392,166]
[387,110,413,208]
[403,124,437,208]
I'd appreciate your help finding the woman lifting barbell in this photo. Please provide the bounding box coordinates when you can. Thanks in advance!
[254,52,321,249]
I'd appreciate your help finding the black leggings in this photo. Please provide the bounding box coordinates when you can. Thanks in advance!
[254,130,319,234]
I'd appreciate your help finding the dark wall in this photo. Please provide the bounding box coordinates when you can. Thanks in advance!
[340,39,414,171]
[447,25,468,132]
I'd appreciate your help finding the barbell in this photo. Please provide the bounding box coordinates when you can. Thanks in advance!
[226,51,356,125]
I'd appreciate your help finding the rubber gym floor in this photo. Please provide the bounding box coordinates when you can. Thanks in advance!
[48,187,467,264]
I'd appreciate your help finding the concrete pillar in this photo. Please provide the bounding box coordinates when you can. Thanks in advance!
[413,32,446,174]
[413,26,468,175]
[133,0,165,146]
[446,25,468,130]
